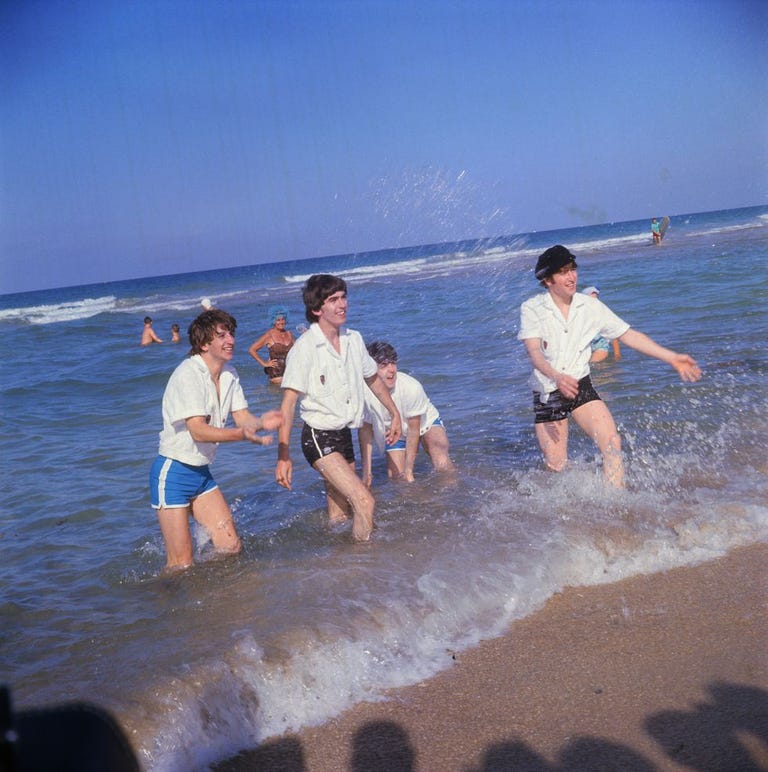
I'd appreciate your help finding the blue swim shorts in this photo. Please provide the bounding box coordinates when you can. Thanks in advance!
[149,456,218,509]
[386,417,445,452]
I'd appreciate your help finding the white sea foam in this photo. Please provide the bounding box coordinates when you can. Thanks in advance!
[137,489,768,771]
[0,295,118,325]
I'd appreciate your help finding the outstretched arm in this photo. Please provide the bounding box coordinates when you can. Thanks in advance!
[618,329,702,381]
[232,408,282,445]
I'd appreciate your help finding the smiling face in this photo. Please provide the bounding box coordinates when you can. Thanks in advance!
[202,324,236,363]
[313,290,348,330]
[544,262,578,301]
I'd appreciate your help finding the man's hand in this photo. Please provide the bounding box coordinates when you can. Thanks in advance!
[670,354,702,382]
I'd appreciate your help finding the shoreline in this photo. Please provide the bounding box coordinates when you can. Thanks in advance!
[215,542,768,771]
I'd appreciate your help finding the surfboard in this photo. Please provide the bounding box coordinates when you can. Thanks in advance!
[659,216,670,241]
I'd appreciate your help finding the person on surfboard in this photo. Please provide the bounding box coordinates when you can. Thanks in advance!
[651,218,662,244]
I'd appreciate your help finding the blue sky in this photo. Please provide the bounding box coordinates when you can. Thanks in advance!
[2,0,766,295]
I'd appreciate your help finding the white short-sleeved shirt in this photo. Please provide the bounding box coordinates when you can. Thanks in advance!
[281,323,377,430]
[363,371,440,451]
[518,292,629,396]
[157,354,248,465]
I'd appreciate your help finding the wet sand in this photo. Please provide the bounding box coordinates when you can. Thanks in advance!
[216,543,768,771]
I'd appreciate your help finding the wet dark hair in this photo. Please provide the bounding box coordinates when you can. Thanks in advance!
[188,309,237,355]
[302,274,347,324]
[366,340,398,364]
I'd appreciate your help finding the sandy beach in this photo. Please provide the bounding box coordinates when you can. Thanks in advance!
[216,542,768,771]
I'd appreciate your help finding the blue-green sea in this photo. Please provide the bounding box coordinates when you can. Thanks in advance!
[1,206,767,770]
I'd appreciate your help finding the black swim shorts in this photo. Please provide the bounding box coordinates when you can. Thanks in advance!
[301,424,356,466]
[533,374,601,424]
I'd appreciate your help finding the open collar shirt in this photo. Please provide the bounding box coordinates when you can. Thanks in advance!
[518,291,629,396]
[158,354,247,465]
[282,323,377,430]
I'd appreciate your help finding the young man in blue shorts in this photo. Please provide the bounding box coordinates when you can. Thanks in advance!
[275,275,402,541]
[149,309,282,570]
[518,245,701,487]
[358,341,455,484]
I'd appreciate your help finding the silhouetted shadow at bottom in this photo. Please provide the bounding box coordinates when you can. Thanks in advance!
[216,736,307,772]
[471,737,655,771]
[1,685,140,772]
[351,720,415,772]
[215,681,768,771]
[645,681,768,772]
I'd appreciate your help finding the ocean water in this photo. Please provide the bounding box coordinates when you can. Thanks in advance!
[1,206,767,770]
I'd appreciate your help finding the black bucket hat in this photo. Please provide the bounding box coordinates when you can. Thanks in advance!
[534,245,578,280]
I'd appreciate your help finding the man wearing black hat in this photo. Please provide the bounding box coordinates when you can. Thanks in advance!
[518,245,702,487]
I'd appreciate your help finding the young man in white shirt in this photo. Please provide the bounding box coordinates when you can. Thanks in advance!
[359,341,455,484]
[518,245,701,487]
[150,310,282,570]
[275,275,402,540]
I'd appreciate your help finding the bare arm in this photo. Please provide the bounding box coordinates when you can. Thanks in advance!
[231,408,283,445]
[365,374,402,445]
[611,339,621,360]
[275,388,299,489]
[248,332,272,366]
[403,416,421,482]
[358,422,374,488]
[522,338,579,399]
[618,329,702,381]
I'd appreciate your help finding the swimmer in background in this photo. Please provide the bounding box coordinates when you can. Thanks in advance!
[581,286,621,363]
[141,316,163,345]
[170,324,181,343]
[248,306,295,384]
[651,218,661,244]
[358,341,455,484]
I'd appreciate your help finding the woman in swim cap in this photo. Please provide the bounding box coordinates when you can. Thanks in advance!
[248,306,295,384]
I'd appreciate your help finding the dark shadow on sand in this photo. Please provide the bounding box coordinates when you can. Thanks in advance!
[212,680,768,771]
[644,681,768,772]
[1,685,141,772]
[351,720,415,771]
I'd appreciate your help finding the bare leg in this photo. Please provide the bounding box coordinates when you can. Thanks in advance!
[572,400,624,487]
[156,506,194,570]
[314,452,375,541]
[190,487,242,554]
[420,425,456,472]
[534,419,569,472]
[324,479,352,523]
[385,449,406,479]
